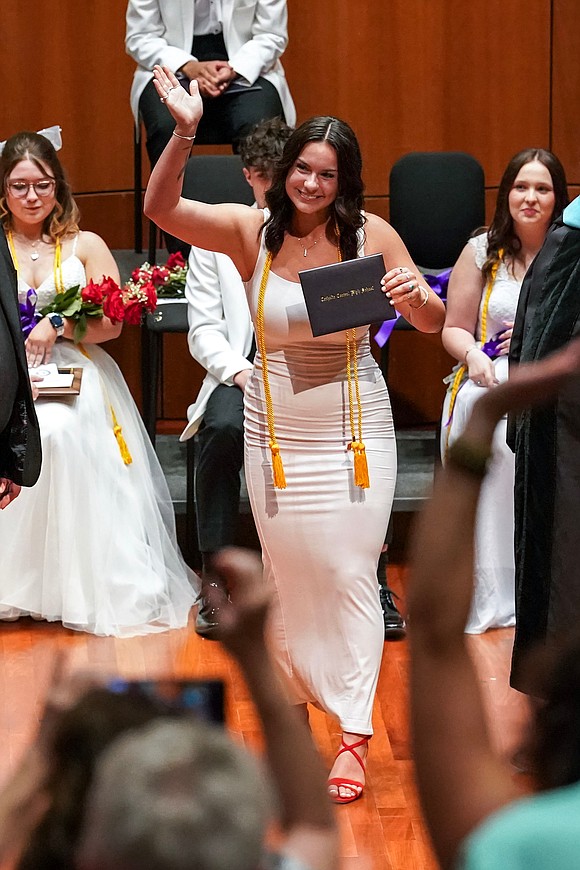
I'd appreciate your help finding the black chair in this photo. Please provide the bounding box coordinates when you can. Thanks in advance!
[181,153,255,207]
[382,151,485,371]
[389,151,485,271]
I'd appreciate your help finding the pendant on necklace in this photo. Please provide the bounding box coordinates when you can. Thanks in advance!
[303,248,308,257]
[30,251,39,261]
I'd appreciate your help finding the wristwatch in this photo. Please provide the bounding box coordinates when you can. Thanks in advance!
[47,312,65,338]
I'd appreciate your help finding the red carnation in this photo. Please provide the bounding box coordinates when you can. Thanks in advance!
[166,251,185,270]
[103,288,126,323]
[81,279,104,305]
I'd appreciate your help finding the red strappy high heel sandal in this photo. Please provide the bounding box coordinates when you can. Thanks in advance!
[327,735,370,805]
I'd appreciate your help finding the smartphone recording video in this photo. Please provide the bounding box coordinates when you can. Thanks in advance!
[107,678,225,725]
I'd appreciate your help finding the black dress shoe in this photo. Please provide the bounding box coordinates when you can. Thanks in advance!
[195,582,225,640]
[379,585,407,640]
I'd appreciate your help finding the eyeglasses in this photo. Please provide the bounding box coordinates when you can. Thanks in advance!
[7,179,56,198]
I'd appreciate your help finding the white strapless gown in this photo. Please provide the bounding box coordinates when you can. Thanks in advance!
[0,252,198,636]
[243,227,396,734]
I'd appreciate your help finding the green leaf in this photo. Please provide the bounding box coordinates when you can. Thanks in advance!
[73,313,87,343]
[39,285,81,316]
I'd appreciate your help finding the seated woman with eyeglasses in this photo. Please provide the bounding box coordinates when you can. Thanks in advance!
[0,130,196,636]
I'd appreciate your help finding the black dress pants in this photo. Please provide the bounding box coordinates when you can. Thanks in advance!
[140,75,284,166]
[139,30,285,166]
[194,383,245,554]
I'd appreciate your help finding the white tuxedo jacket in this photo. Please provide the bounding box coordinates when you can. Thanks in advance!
[125,0,296,126]
[180,244,254,442]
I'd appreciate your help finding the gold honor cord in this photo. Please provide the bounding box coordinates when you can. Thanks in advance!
[444,252,503,455]
[255,229,370,491]
[8,231,132,465]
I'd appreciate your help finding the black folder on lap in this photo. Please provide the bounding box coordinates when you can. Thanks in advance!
[299,253,393,336]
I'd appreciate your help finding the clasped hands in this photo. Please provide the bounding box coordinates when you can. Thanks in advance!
[179,59,236,99]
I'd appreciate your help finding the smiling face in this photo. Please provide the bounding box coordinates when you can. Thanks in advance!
[508,160,556,233]
[5,157,57,231]
[284,141,339,216]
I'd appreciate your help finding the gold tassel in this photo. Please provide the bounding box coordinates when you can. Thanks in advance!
[110,406,133,465]
[80,345,133,465]
[345,326,370,488]
[270,440,286,489]
[349,440,370,488]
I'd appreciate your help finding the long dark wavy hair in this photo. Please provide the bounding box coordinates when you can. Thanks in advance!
[0,131,80,241]
[264,116,365,261]
[481,148,568,282]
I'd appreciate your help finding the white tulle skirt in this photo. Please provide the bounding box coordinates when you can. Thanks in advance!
[0,341,198,637]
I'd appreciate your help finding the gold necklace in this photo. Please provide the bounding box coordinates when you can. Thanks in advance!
[12,231,44,261]
[296,222,329,257]
[7,230,63,287]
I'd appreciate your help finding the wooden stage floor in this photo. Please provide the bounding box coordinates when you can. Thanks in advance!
[0,564,529,870]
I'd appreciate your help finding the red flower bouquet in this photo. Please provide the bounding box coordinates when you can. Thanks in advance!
[128,251,187,300]
[40,275,157,343]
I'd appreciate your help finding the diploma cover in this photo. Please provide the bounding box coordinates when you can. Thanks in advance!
[299,253,393,337]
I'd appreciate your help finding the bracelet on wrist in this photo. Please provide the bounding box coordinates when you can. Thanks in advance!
[408,285,429,310]
[464,343,479,363]
[172,130,196,141]
[446,436,492,479]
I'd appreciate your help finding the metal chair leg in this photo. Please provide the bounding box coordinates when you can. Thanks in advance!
[133,123,143,254]
[186,436,202,570]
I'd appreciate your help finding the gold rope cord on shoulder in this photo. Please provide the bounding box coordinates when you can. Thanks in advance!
[255,227,370,490]
[444,252,503,455]
[9,231,132,466]
[255,250,286,488]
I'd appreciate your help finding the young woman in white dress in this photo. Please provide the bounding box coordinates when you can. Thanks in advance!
[144,66,445,803]
[0,131,197,636]
[441,148,568,633]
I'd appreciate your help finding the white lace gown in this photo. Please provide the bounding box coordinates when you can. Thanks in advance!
[243,225,396,735]
[0,248,197,636]
[441,233,521,633]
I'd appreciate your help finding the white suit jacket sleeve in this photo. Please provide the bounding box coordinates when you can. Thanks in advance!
[227,0,289,85]
[125,0,196,73]
[186,246,253,386]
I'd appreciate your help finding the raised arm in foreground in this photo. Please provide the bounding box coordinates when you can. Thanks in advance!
[212,548,339,870]
[408,338,580,868]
